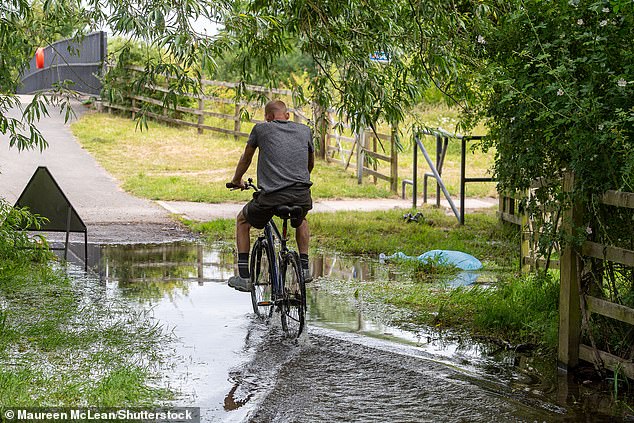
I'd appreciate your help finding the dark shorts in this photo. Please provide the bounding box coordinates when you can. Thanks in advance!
[242,185,313,229]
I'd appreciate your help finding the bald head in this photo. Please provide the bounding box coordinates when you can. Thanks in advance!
[264,100,289,122]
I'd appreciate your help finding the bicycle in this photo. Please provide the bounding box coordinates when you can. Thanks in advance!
[226,178,307,338]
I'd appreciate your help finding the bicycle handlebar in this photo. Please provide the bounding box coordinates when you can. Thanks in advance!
[226,178,257,191]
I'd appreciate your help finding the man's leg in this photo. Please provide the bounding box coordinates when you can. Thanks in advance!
[229,210,252,292]
[236,210,252,279]
[295,218,309,255]
[236,210,251,255]
[296,219,312,281]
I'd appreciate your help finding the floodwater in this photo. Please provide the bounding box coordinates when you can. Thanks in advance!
[64,241,631,422]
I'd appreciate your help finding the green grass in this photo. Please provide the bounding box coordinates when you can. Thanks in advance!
[367,271,560,351]
[189,208,518,268]
[308,208,515,268]
[0,261,174,406]
[71,107,496,202]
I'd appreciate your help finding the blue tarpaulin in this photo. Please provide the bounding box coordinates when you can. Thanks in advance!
[379,250,482,271]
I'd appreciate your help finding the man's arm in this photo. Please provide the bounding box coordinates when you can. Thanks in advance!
[308,150,314,173]
[231,144,257,187]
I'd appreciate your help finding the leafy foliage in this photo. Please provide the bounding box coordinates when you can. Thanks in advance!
[471,0,634,195]
[1,0,232,147]
[467,0,634,366]
[0,199,52,263]
[223,0,482,134]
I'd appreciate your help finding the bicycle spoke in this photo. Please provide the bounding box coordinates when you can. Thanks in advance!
[280,252,306,338]
[250,240,273,318]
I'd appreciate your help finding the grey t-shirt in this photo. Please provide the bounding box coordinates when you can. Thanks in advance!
[247,120,314,193]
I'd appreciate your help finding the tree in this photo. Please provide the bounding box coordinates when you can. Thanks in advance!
[222,0,483,136]
[3,0,487,152]
[471,0,634,195]
[1,0,229,151]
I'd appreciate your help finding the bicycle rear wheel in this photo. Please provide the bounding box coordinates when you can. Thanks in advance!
[280,252,306,338]
[250,239,273,318]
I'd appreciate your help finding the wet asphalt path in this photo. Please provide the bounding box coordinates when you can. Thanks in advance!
[0,97,191,243]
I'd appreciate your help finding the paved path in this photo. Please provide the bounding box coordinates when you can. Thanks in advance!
[0,96,496,242]
[0,97,189,243]
[158,197,497,222]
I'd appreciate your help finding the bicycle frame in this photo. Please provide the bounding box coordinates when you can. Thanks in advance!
[228,177,306,336]
[261,216,290,300]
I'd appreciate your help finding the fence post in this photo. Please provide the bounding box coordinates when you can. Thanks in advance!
[498,193,506,220]
[357,129,365,184]
[390,126,398,193]
[292,100,301,123]
[520,201,531,273]
[371,131,377,184]
[131,98,136,120]
[197,98,204,135]
[558,172,582,370]
[324,110,331,163]
[312,101,327,160]
[233,103,241,142]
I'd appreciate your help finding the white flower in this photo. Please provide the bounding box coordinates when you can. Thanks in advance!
[577,19,584,25]
[586,227,593,235]
[510,117,516,122]
[477,35,486,45]
[557,88,564,96]
[618,78,628,87]
[569,0,579,6]
[603,7,610,13]
[598,124,604,130]
[600,20,608,27]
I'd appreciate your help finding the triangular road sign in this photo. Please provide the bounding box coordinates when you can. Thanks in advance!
[15,166,86,232]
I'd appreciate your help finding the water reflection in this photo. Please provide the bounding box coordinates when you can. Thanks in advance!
[75,242,632,421]
[96,242,234,303]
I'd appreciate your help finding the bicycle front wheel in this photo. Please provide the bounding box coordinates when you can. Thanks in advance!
[250,239,273,318]
[280,252,306,338]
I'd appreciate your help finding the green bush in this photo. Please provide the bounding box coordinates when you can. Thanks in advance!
[102,37,197,120]
[0,199,52,264]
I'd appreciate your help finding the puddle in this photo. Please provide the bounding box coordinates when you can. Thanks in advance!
[58,241,633,422]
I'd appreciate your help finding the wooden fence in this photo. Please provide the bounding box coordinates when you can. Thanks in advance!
[498,177,561,272]
[103,66,398,191]
[499,176,634,379]
[324,112,398,192]
[103,66,309,142]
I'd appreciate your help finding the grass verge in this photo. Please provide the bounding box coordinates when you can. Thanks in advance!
[368,271,560,351]
[71,109,496,202]
[0,260,173,406]
[71,113,396,202]
[189,207,517,268]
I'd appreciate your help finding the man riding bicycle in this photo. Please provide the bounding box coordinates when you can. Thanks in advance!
[228,100,314,292]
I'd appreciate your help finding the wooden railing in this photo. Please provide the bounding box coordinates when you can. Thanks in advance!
[499,176,634,379]
[103,67,399,192]
[498,177,561,272]
[324,113,398,192]
[561,187,634,379]
[103,66,308,142]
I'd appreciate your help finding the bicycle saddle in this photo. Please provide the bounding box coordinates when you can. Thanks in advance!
[274,205,303,228]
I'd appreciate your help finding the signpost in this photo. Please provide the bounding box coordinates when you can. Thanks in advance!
[15,167,88,269]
